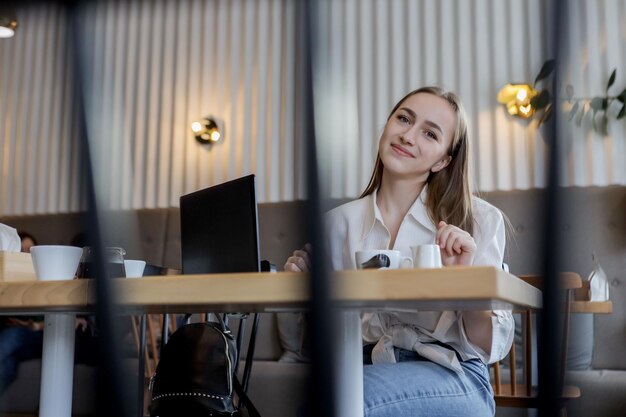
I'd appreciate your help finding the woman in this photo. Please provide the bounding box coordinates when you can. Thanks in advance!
[285,87,514,417]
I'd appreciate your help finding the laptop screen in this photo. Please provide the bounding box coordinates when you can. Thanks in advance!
[179,175,260,274]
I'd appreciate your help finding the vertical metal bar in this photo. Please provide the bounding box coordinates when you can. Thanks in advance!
[160,313,169,355]
[138,315,147,417]
[67,2,132,415]
[234,317,246,375]
[538,1,567,415]
[242,313,260,394]
[300,1,337,416]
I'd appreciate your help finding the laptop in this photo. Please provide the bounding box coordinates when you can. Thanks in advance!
[179,175,260,274]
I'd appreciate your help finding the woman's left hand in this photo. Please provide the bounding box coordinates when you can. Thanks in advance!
[435,221,476,266]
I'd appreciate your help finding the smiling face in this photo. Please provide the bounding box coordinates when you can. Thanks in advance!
[378,92,457,182]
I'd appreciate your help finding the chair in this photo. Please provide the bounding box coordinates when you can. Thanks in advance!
[129,313,180,416]
[130,313,184,378]
[492,273,582,415]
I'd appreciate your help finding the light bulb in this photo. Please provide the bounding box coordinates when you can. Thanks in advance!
[191,121,203,133]
[0,27,15,38]
[519,104,532,116]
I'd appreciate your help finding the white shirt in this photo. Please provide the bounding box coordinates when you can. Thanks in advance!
[0,223,20,252]
[325,187,514,373]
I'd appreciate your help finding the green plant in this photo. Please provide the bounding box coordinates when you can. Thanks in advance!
[529,59,626,135]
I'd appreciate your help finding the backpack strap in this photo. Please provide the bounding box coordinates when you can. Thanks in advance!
[212,313,231,335]
[233,375,261,417]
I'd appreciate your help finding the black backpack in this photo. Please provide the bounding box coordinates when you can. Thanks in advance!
[149,316,261,417]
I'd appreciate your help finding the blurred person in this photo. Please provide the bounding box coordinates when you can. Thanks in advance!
[0,230,92,394]
[0,226,43,393]
[285,87,514,417]
[17,231,37,253]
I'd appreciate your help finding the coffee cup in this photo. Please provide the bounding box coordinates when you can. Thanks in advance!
[411,244,443,268]
[124,260,146,278]
[355,250,413,270]
[30,245,83,281]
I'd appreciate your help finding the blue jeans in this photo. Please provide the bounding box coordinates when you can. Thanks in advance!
[363,347,495,417]
[0,326,44,393]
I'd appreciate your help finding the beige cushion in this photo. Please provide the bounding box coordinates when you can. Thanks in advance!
[484,186,626,370]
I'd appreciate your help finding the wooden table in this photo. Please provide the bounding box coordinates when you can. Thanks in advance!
[0,266,541,314]
[0,266,542,417]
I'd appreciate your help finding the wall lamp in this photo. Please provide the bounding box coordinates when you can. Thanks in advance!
[497,83,539,119]
[191,117,223,145]
[0,8,18,39]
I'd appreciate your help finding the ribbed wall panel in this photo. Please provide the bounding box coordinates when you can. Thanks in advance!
[558,0,626,187]
[313,0,625,197]
[0,4,82,215]
[0,0,624,216]
[72,0,301,211]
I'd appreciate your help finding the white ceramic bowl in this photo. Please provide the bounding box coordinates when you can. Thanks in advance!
[124,259,146,278]
[30,245,83,281]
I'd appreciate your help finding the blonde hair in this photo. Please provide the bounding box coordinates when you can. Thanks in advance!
[360,86,474,235]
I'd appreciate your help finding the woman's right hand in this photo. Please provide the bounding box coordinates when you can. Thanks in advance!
[284,243,313,272]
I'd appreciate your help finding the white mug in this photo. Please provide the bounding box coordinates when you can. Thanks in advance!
[355,250,413,270]
[411,244,443,268]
